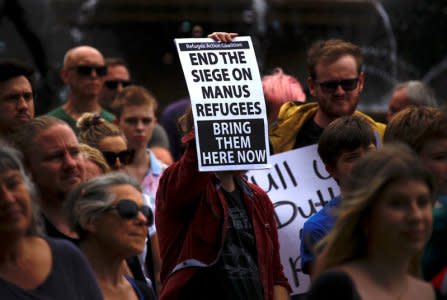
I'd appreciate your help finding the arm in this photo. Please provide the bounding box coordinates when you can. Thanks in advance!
[274,285,290,300]
[155,136,212,212]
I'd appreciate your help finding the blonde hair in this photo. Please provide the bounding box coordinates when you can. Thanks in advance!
[77,113,125,149]
[79,143,111,174]
[314,143,434,277]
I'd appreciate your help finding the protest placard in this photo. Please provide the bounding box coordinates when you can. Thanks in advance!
[175,37,269,171]
[246,145,340,295]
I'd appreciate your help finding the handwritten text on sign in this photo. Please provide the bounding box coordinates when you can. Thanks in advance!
[175,37,269,171]
[246,145,340,295]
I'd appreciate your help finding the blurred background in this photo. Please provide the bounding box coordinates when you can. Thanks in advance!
[1,0,446,119]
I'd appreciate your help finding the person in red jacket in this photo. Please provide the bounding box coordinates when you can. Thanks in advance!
[155,109,291,300]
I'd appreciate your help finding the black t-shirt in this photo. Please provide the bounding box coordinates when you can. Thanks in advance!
[180,184,264,300]
[43,214,80,246]
[293,117,324,149]
[216,185,264,300]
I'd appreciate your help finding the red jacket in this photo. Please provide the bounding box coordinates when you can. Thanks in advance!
[155,134,290,300]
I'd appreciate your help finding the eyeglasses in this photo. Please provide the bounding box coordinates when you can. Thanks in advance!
[101,149,135,167]
[104,80,132,90]
[109,199,153,225]
[315,78,359,93]
[71,65,107,77]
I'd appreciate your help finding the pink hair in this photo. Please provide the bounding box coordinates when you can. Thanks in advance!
[262,68,306,122]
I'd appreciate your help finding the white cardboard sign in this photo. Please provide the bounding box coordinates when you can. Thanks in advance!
[246,145,340,295]
[175,37,270,172]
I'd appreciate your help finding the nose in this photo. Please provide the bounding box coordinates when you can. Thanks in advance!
[16,95,29,110]
[137,210,148,223]
[408,200,424,221]
[136,120,145,130]
[89,68,99,78]
[114,157,123,170]
[116,83,124,93]
[63,152,78,169]
[136,211,150,227]
[334,84,346,95]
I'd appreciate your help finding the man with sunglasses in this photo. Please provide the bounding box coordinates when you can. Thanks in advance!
[99,57,171,159]
[47,46,115,135]
[270,39,385,153]
[98,57,132,112]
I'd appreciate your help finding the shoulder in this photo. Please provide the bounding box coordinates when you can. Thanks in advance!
[277,102,318,122]
[47,237,78,252]
[309,269,360,300]
[100,109,116,122]
[243,178,270,203]
[354,111,386,136]
[304,198,339,231]
[147,149,168,174]
[46,106,65,117]
[408,276,435,300]
[303,211,329,232]
[46,238,87,265]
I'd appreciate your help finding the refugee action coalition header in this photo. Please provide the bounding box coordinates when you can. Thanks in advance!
[175,37,270,171]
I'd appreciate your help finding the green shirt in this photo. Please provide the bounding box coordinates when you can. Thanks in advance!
[47,106,115,136]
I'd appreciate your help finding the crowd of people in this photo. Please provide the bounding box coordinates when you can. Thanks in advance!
[0,30,445,300]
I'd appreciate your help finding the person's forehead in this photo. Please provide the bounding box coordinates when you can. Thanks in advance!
[34,124,79,149]
[390,88,410,106]
[0,76,32,96]
[109,183,143,204]
[121,104,155,117]
[67,48,104,67]
[106,65,130,80]
[339,144,375,156]
[99,135,127,151]
[314,55,359,79]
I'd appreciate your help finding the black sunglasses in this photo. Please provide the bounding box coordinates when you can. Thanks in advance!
[101,149,135,167]
[316,78,359,93]
[110,199,153,225]
[104,80,132,90]
[72,65,107,77]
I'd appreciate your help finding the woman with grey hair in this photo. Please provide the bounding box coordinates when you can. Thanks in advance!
[66,172,155,300]
[0,141,103,299]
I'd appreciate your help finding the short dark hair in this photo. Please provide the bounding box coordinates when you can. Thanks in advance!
[0,59,34,88]
[307,39,363,80]
[384,106,447,153]
[318,115,376,168]
[105,57,128,69]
